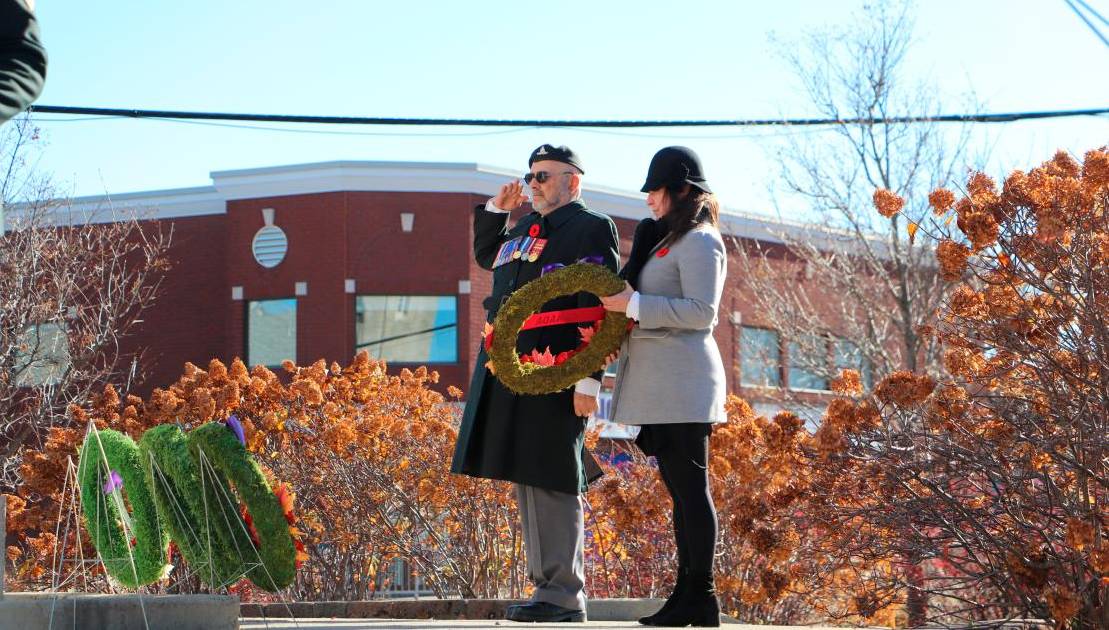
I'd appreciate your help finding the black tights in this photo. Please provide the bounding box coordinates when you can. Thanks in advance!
[636,423,717,574]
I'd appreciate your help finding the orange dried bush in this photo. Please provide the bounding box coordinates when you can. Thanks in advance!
[586,396,884,625]
[7,353,527,601]
[804,148,1109,629]
[9,350,877,624]
[873,188,906,218]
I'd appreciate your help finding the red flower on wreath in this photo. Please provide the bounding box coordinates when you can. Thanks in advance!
[517,323,603,368]
[274,483,309,567]
[239,483,309,568]
[240,505,261,549]
[578,324,597,344]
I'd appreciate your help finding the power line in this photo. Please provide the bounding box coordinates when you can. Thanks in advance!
[103,115,536,138]
[1064,0,1109,48]
[27,105,1109,128]
[1073,0,1109,27]
[23,114,838,143]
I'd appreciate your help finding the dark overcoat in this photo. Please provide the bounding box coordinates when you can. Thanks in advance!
[450,200,619,494]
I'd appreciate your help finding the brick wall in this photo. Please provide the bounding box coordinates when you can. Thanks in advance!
[120,190,846,412]
[121,215,227,394]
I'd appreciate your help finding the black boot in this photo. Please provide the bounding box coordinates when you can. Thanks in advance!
[643,570,720,627]
[638,567,688,625]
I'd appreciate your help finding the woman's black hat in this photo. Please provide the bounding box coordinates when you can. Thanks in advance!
[640,146,711,194]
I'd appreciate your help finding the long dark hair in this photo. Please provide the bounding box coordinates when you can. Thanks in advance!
[658,185,720,247]
[621,186,720,289]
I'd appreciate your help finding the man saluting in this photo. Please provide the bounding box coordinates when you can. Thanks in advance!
[451,145,619,623]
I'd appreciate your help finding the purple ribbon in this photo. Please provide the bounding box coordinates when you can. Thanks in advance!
[102,470,123,495]
[539,256,606,277]
[225,414,246,446]
[540,263,566,276]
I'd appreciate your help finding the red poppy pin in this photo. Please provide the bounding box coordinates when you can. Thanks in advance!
[528,224,541,238]
[656,247,670,258]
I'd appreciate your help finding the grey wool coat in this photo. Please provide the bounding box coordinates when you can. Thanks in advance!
[610,224,728,425]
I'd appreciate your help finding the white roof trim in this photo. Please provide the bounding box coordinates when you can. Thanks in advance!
[208,161,798,239]
[5,186,225,227]
[5,161,834,243]
[211,161,516,201]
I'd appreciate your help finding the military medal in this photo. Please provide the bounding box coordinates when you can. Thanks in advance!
[493,236,522,268]
[513,237,532,260]
[526,238,548,262]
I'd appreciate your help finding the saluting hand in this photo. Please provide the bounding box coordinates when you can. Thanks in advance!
[493,180,528,212]
[600,282,634,313]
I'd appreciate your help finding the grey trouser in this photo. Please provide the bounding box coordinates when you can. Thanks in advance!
[515,483,586,611]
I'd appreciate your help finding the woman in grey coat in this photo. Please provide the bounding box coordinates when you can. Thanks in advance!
[601,146,727,627]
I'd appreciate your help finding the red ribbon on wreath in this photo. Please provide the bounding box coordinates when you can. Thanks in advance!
[240,483,309,568]
[483,306,606,352]
[482,306,634,371]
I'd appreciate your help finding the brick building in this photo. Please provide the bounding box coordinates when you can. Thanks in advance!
[44,160,854,430]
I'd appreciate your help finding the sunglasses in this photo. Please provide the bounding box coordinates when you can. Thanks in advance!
[523,170,574,185]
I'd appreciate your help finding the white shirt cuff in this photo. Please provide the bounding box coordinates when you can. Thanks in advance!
[626,291,641,321]
[484,198,510,214]
[574,377,601,397]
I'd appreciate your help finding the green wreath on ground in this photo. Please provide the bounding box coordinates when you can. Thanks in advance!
[488,262,630,395]
[77,429,170,588]
[78,420,297,591]
[187,422,296,591]
[139,423,245,587]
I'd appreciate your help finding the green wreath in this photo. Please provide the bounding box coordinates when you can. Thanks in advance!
[77,429,170,588]
[139,424,242,587]
[489,262,629,395]
[78,421,297,592]
[188,422,296,591]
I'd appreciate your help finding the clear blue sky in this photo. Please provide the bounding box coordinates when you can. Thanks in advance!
[20,0,1109,217]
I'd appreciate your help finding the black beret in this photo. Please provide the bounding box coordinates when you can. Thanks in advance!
[528,144,584,174]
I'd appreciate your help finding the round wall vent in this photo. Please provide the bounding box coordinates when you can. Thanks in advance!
[252,208,288,268]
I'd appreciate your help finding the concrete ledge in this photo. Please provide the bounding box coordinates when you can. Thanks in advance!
[589,598,665,621]
[242,597,674,622]
[0,592,238,630]
[247,598,519,620]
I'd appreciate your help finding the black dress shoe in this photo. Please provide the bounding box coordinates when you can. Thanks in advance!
[505,601,586,623]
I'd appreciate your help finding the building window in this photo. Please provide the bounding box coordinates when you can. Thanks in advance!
[355,296,457,363]
[247,299,296,367]
[14,322,71,387]
[833,338,873,389]
[793,403,829,431]
[740,327,781,387]
[788,336,829,391]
